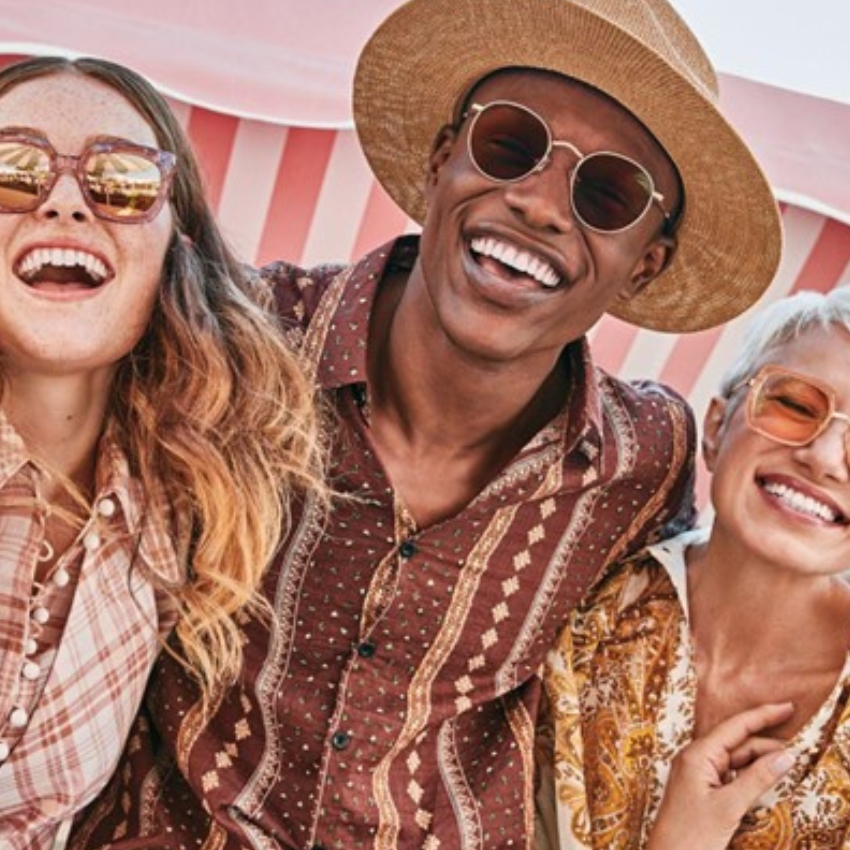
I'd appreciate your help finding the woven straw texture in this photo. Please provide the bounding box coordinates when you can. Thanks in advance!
[353,0,783,332]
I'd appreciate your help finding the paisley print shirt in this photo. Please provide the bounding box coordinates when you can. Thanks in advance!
[538,528,850,850]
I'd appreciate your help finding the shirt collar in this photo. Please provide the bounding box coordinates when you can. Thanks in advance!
[318,235,602,412]
[0,409,182,588]
[96,424,183,588]
[313,234,604,455]
[646,526,711,621]
[315,235,418,392]
[0,408,29,487]
[557,339,604,457]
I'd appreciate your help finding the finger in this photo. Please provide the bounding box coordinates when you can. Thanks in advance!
[728,737,786,770]
[724,749,795,813]
[693,703,794,758]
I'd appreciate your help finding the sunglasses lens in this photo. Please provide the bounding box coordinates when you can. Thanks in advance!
[469,103,549,181]
[83,149,166,220]
[573,154,654,231]
[751,371,832,445]
[0,140,51,211]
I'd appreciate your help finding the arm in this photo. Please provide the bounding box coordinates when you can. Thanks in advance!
[646,702,796,850]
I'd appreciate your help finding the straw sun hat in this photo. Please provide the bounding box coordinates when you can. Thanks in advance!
[353,0,783,333]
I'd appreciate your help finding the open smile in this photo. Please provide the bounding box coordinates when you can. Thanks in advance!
[470,236,561,289]
[759,476,848,525]
[16,247,112,291]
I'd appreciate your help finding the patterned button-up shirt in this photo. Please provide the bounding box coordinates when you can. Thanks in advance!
[537,529,850,850]
[0,411,181,849]
[74,237,695,850]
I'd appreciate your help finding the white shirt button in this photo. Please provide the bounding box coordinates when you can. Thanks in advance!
[31,606,49,625]
[97,497,117,518]
[24,638,38,656]
[22,661,40,681]
[9,707,28,728]
[0,742,9,760]
[82,531,101,551]
[53,568,70,587]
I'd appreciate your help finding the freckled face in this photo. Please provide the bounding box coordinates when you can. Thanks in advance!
[706,326,850,577]
[0,72,173,381]
[412,69,680,368]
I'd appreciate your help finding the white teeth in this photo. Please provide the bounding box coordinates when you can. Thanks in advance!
[470,236,560,288]
[18,247,108,282]
[762,481,840,523]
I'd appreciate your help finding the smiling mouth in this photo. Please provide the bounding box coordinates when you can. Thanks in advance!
[470,236,561,289]
[16,248,111,290]
[760,478,848,525]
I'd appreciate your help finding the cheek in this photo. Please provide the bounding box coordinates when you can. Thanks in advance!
[425,142,493,213]
[123,215,172,276]
[707,429,758,502]
[115,223,171,327]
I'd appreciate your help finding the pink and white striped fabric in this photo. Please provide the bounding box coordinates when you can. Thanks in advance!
[183,96,848,509]
[1,47,848,509]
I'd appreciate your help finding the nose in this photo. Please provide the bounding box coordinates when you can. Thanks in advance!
[35,164,92,223]
[501,146,578,233]
[794,414,850,481]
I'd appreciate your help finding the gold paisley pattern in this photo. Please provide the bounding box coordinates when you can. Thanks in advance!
[539,530,850,850]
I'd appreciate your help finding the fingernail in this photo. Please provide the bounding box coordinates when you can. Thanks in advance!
[769,751,795,776]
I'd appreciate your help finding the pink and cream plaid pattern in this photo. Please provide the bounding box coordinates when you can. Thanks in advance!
[0,412,181,849]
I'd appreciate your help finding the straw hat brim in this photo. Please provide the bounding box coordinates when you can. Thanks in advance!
[353,0,783,333]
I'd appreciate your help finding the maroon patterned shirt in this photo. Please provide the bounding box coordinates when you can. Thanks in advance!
[73,237,695,850]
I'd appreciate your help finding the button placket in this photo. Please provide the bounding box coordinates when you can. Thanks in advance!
[21,661,40,681]
[331,731,352,750]
[9,706,28,728]
[356,640,376,658]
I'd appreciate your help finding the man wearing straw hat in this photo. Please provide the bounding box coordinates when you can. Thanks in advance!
[73,0,781,848]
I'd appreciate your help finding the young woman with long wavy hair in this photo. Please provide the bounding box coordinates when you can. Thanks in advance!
[0,55,325,848]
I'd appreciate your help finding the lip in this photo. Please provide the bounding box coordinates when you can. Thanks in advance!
[757,472,849,526]
[463,226,575,303]
[13,240,115,298]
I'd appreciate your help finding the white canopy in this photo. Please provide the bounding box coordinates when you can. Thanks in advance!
[1,0,848,223]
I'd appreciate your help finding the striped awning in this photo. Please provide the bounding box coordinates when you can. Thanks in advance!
[0,0,848,510]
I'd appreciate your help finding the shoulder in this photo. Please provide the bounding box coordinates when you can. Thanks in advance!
[599,372,694,428]
[560,547,677,666]
[257,237,412,335]
[596,371,697,472]
[259,258,350,330]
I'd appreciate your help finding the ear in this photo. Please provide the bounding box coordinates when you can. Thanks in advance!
[618,235,677,301]
[701,396,728,472]
[424,125,458,198]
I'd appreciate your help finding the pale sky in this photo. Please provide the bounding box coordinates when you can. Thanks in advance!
[671,1,850,106]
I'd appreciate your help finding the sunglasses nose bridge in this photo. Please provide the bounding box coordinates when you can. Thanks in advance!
[550,140,583,160]
[801,410,850,463]
[546,140,583,175]
[39,152,91,210]
[826,411,850,440]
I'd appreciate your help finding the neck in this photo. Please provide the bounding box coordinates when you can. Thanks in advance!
[369,267,570,452]
[362,265,571,526]
[2,370,111,497]
[686,529,850,740]
[687,532,850,671]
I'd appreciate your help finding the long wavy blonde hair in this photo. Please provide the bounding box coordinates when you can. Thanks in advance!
[0,56,326,699]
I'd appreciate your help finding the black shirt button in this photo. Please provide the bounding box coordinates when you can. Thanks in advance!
[399,539,417,558]
[331,731,352,750]
[357,641,376,658]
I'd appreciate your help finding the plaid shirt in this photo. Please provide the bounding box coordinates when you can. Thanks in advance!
[0,411,181,849]
[74,237,696,850]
